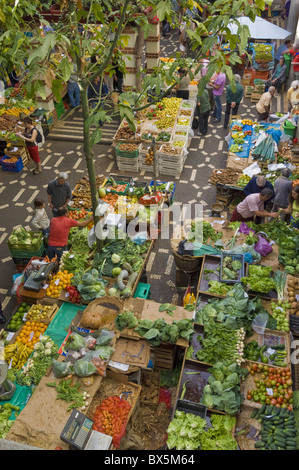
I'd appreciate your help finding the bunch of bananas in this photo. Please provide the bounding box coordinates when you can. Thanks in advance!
[4,341,32,369]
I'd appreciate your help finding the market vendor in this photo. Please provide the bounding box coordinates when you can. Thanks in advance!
[175,68,190,99]
[256,86,275,121]
[47,207,93,263]
[272,168,293,220]
[289,41,299,81]
[265,56,287,93]
[243,175,274,200]
[47,172,72,217]
[230,188,279,224]
[280,185,299,229]
[287,80,299,111]
[17,117,42,175]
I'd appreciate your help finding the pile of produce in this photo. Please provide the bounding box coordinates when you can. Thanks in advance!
[253,43,273,65]
[5,303,31,331]
[15,320,48,349]
[67,209,91,221]
[209,168,241,186]
[4,341,33,369]
[241,265,276,294]
[115,315,194,346]
[220,255,243,281]
[166,411,237,451]
[71,175,105,209]
[160,143,182,155]
[71,268,107,302]
[200,361,249,415]
[252,405,296,450]
[0,403,20,439]
[140,375,159,403]
[286,277,299,316]
[68,227,92,254]
[187,220,222,245]
[46,379,86,412]
[8,226,42,250]
[115,122,139,140]
[92,396,131,447]
[270,300,290,332]
[45,270,74,298]
[59,251,89,273]
[194,321,245,365]
[245,364,293,408]
[252,134,275,163]
[26,304,53,321]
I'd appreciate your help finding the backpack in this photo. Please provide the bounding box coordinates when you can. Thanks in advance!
[34,124,45,148]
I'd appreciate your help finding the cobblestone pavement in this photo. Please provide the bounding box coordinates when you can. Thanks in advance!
[0,28,288,323]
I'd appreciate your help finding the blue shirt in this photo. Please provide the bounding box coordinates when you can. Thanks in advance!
[275,44,288,61]
[243,177,275,206]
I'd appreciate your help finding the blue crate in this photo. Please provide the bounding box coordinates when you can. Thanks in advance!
[149,180,176,204]
[1,156,24,173]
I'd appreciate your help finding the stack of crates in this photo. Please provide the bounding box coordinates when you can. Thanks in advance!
[8,231,45,272]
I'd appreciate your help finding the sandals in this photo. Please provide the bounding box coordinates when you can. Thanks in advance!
[33,168,42,175]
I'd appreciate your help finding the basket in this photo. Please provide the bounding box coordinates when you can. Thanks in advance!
[115,142,140,158]
[171,239,203,273]
[220,251,245,284]
[1,156,24,172]
[175,399,207,418]
[109,174,133,185]
[104,179,129,195]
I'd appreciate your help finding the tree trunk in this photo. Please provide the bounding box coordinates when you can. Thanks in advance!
[135,25,145,92]
[81,83,103,251]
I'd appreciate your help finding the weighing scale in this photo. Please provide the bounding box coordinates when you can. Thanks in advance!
[0,361,16,401]
[60,409,113,450]
[23,261,55,292]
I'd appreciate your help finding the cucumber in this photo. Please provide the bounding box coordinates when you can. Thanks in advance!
[274,438,286,448]
[286,445,297,450]
[286,438,297,445]
[251,408,259,419]
[254,440,266,448]
[269,443,277,451]
[260,404,266,414]
[285,430,296,437]
[274,430,286,439]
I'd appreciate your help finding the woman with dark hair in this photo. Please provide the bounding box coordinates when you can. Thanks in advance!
[17,117,42,174]
[280,185,299,229]
[175,68,190,99]
[265,56,287,93]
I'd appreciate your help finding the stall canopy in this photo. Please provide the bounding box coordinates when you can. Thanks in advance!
[227,16,292,40]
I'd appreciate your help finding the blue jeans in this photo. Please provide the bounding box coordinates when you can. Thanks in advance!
[291,217,299,229]
[47,245,67,263]
[68,81,80,108]
[213,94,222,121]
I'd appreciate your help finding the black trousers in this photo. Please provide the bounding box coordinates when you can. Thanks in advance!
[224,102,240,129]
[198,110,210,135]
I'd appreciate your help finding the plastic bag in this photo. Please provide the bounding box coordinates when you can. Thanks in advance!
[254,234,273,257]
[73,356,98,377]
[95,328,115,346]
[52,359,73,378]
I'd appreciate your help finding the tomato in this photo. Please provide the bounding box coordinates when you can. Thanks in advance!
[270,399,277,405]
[286,379,293,386]
[55,446,63,450]
[252,364,258,372]
[277,396,283,404]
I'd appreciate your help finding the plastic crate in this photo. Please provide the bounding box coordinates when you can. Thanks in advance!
[104,179,129,195]
[175,399,207,418]
[109,174,133,185]
[220,251,245,284]
[149,180,176,202]
[1,156,24,172]
[115,142,140,158]
[8,231,43,253]
[134,282,151,299]
[10,243,45,260]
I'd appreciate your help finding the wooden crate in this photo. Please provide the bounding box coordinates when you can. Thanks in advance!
[250,92,262,103]
[5,145,29,166]
[153,343,176,371]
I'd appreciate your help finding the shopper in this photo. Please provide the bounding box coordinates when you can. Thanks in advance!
[287,80,299,111]
[196,86,211,136]
[265,56,287,93]
[256,86,275,121]
[47,207,93,263]
[272,168,293,220]
[47,172,72,217]
[67,62,80,108]
[17,117,42,175]
[223,74,244,129]
[209,71,226,122]
[280,185,299,229]
[175,68,190,99]
[230,188,279,223]
[31,198,50,237]
[243,175,274,199]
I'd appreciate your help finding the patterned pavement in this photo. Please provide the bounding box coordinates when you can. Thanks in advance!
[0,27,289,323]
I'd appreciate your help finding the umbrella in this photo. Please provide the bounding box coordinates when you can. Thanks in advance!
[227,16,292,40]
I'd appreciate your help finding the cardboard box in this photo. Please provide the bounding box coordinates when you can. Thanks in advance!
[110,337,151,369]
